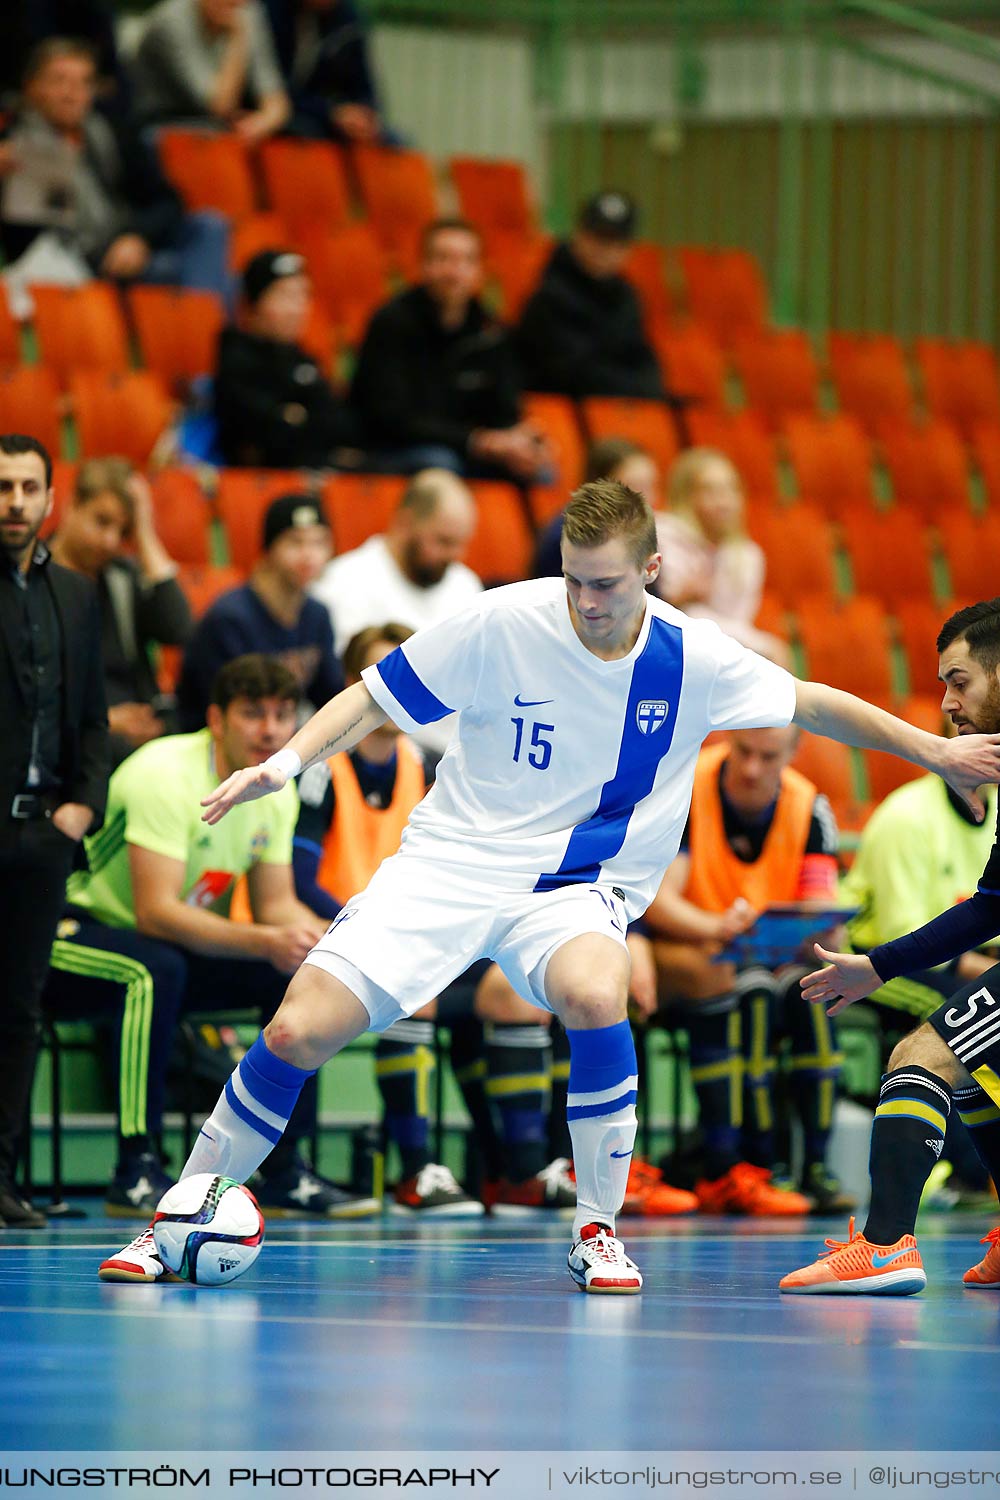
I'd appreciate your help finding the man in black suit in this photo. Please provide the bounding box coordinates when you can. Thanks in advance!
[0,433,109,1228]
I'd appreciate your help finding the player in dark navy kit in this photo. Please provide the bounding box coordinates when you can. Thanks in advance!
[782,598,1000,1294]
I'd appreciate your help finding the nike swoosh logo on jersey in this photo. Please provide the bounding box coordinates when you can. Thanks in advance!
[513,694,554,707]
[870,1248,912,1268]
[610,1149,633,1159]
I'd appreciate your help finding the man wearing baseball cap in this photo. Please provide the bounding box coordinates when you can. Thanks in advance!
[177,492,343,729]
[214,248,355,468]
[515,191,665,400]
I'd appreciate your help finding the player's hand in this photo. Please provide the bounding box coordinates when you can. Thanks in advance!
[800,945,879,1016]
[265,925,320,975]
[201,763,287,824]
[717,897,757,944]
[936,732,1000,821]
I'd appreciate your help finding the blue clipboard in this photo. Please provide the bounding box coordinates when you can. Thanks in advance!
[715,902,858,969]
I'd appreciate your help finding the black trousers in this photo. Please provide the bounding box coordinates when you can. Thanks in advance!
[0,816,77,1188]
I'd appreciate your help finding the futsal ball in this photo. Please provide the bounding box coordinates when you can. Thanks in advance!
[152,1174,265,1286]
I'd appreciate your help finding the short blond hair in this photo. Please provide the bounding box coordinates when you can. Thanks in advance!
[562,478,657,566]
[74,458,134,527]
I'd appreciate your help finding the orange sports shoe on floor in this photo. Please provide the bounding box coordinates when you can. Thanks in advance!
[695,1161,811,1217]
[779,1216,926,1296]
[963,1226,1000,1288]
[621,1156,698,1217]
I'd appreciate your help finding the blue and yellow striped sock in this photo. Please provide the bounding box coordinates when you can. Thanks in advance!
[862,1065,951,1243]
[954,1084,1000,1197]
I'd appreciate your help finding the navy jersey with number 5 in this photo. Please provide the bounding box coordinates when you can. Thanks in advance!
[361,578,796,919]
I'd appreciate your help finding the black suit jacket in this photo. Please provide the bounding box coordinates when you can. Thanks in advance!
[0,552,110,827]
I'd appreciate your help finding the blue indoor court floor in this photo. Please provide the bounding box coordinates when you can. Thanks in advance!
[2,1212,999,1454]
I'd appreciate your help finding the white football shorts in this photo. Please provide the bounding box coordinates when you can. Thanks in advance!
[302,849,630,1031]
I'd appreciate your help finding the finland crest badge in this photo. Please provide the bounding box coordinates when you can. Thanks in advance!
[636,700,669,734]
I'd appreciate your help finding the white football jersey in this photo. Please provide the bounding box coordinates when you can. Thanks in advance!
[361,578,796,919]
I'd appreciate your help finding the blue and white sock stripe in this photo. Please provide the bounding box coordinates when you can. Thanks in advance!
[566,1074,639,1122]
[223,1075,284,1146]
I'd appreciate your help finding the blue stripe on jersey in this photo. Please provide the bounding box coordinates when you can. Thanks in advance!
[376,646,452,725]
[535,615,684,891]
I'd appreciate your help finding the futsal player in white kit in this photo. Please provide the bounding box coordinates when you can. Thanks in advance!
[101,480,1000,1291]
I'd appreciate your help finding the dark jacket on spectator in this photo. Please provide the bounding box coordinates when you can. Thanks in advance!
[262,0,378,134]
[96,558,192,766]
[0,107,183,269]
[214,325,354,469]
[350,285,521,453]
[515,241,663,399]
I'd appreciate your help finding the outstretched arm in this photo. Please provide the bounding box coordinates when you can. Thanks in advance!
[201,681,387,824]
[793,680,1000,820]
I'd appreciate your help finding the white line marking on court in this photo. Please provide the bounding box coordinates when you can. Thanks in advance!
[2,1302,998,1352]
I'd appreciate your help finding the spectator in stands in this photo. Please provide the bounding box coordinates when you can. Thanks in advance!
[350,218,552,481]
[261,0,392,144]
[0,432,109,1231]
[840,753,998,1206]
[48,460,193,769]
[311,469,479,757]
[45,654,378,1224]
[132,0,290,143]
[654,447,787,663]
[178,492,343,730]
[215,247,356,469]
[515,190,664,401]
[534,437,662,579]
[0,38,229,300]
[645,725,850,1216]
[2,2,129,118]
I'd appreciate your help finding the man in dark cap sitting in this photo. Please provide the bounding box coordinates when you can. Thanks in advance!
[214,248,356,468]
[177,492,343,730]
[515,190,665,401]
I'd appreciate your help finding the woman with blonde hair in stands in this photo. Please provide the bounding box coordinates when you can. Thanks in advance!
[655,446,787,664]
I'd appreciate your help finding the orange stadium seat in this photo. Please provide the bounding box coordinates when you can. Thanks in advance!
[352,145,439,276]
[733,330,820,431]
[150,468,212,567]
[580,397,680,477]
[679,247,768,348]
[938,512,1000,602]
[0,366,62,458]
[321,473,406,555]
[828,333,914,436]
[449,157,538,250]
[895,598,946,698]
[522,393,586,528]
[796,595,895,702]
[216,469,310,572]
[791,733,864,834]
[259,138,351,238]
[840,510,935,609]
[487,235,552,321]
[70,371,174,465]
[228,212,290,273]
[652,326,727,415]
[0,285,21,365]
[685,409,781,503]
[879,419,970,521]
[299,224,390,346]
[31,283,130,384]
[40,460,79,538]
[751,503,838,607]
[464,481,534,585]
[915,338,1000,440]
[970,421,1000,509]
[127,285,225,391]
[158,129,256,220]
[783,412,876,517]
[177,563,243,617]
[623,242,675,328]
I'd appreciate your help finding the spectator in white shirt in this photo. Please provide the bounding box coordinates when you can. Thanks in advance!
[312,469,481,757]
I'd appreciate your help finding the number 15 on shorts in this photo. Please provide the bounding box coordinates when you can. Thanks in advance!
[511,717,554,770]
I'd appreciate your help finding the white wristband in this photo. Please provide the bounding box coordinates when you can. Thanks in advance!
[264,747,302,780]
